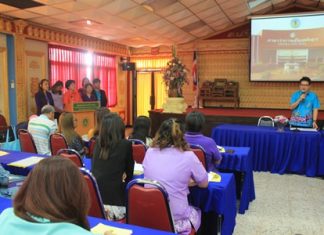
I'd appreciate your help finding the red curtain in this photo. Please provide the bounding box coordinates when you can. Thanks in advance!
[93,53,117,107]
[49,45,89,90]
[49,45,117,107]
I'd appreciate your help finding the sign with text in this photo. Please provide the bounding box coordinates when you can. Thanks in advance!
[73,102,99,112]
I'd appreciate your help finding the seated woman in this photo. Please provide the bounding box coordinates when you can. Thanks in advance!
[88,107,110,139]
[184,111,222,171]
[60,112,87,156]
[34,79,54,115]
[92,113,134,221]
[143,118,208,235]
[128,116,152,146]
[0,156,92,235]
[63,80,81,112]
[81,83,98,102]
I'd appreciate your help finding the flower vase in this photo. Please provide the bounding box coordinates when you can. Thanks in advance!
[168,88,179,98]
[276,123,286,132]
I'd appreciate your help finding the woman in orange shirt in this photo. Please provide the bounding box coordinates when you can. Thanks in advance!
[63,80,81,112]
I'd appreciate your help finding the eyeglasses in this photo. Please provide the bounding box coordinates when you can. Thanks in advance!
[299,83,310,86]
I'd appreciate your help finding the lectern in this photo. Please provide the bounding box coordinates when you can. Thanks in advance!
[72,102,99,136]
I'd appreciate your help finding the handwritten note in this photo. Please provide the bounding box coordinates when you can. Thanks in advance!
[91,223,133,235]
[8,156,44,168]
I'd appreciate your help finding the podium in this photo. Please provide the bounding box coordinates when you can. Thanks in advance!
[71,102,99,136]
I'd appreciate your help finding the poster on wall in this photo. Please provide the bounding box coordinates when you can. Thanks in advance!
[26,52,45,116]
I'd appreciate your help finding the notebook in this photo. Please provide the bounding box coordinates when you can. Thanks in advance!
[91,223,132,235]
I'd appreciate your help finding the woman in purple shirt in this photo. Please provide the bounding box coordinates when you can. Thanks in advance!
[143,118,208,235]
[184,111,222,171]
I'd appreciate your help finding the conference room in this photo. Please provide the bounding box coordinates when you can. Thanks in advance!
[0,0,324,234]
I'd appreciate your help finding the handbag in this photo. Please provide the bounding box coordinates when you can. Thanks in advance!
[0,126,21,151]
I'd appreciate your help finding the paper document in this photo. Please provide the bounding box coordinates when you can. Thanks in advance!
[0,151,8,156]
[133,163,143,175]
[8,156,44,168]
[91,223,133,235]
[217,145,225,153]
[290,127,318,132]
[208,172,221,182]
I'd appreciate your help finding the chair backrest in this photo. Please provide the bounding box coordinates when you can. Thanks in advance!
[88,137,96,158]
[189,144,207,171]
[257,116,274,127]
[80,168,106,219]
[18,129,38,153]
[126,178,175,232]
[128,139,147,164]
[50,133,68,155]
[57,148,84,167]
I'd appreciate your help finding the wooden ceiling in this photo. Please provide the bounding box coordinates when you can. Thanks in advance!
[0,0,323,47]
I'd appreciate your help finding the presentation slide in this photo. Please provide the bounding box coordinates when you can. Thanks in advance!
[250,14,324,81]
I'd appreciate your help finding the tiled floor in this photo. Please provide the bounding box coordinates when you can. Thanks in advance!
[234,172,324,235]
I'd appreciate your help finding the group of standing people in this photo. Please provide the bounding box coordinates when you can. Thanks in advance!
[34,77,108,119]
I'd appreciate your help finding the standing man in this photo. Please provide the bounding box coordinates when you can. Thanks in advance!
[93,78,108,107]
[28,105,57,155]
[290,76,320,129]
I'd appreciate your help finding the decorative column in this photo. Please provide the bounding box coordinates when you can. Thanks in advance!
[13,20,27,122]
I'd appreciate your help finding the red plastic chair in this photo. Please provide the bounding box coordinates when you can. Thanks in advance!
[80,168,106,219]
[18,129,38,153]
[88,137,96,158]
[50,133,68,155]
[126,179,196,234]
[190,144,207,171]
[57,149,84,167]
[128,139,147,164]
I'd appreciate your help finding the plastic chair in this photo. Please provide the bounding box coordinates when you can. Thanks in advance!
[126,178,196,234]
[57,149,84,167]
[80,168,106,219]
[50,133,68,155]
[257,116,274,127]
[126,178,175,232]
[18,129,38,153]
[128,139,147,164]
[189,144,208,171]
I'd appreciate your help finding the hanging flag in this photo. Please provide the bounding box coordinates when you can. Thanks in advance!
[192,51,198,91]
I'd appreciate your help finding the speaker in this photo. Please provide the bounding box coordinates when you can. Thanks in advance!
[122,62,135,71]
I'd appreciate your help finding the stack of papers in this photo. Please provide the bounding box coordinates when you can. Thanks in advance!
[91,223,133,235]
[8,156,44,168]
[133,163,143,175]
[208,172,221,182]
[0,151,8,156]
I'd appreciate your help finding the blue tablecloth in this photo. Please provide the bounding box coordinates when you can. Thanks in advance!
[1,152,237,235]
[212,124,324,176]
[220,147,255,214]
[0,150,48,176]
[189,173,236,235]
[0,199,175,235]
